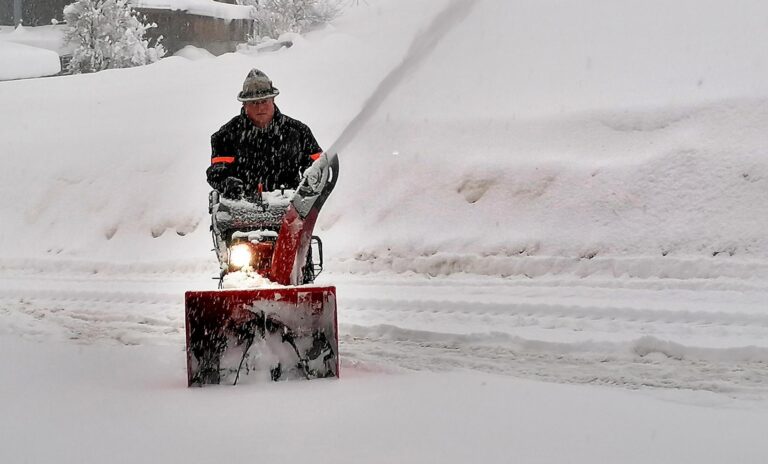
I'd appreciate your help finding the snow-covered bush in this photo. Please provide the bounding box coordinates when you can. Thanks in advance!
[239,0,342,42]
[63,0,165,74]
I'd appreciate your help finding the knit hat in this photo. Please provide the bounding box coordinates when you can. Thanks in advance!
[237,68,280,102]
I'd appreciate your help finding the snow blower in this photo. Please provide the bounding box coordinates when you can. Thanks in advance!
[185,153,339,386]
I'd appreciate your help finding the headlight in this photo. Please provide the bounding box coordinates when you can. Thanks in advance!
[229,244,252,269]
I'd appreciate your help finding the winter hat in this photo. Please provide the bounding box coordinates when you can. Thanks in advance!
[237,68,280,102]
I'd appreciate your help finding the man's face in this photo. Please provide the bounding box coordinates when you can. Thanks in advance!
[243,98,275,128]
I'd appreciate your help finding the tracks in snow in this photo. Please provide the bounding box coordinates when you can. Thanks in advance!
[0,288,186,346]
[341,327,768,398]
[1,268,767,397]
[334,273,768,397]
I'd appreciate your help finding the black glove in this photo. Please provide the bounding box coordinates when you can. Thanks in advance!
[206,163,229,185]
[222,177,244,200]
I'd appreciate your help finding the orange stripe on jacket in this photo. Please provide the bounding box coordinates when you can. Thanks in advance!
[211,156,235,164]
[310,152,322,161]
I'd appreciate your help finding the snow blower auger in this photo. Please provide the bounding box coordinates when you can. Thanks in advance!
[185,153,339,386]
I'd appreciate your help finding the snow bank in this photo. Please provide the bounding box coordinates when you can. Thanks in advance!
[327,104,768,280]
[1,0,767,281]
[0,40,60,80]
[0,0,443,263]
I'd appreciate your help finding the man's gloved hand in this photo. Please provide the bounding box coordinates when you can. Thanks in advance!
[299,153,329,196]
[222,177,244,200]
[206,163,229,184]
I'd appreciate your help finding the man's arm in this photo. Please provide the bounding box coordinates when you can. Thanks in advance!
[298,124,323,174]
[207,131,235,192]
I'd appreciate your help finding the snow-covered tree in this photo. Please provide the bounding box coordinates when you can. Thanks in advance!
[63,0,165,74]
[238,0,342,42]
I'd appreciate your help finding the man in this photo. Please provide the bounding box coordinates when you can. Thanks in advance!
[207,69,323,199]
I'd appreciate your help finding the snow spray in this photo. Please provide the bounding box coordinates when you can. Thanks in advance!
[327,0,481,154]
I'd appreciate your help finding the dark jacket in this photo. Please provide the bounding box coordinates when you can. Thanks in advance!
[207,106,322,194]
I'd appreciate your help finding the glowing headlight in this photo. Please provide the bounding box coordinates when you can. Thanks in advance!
[229,244,252,269]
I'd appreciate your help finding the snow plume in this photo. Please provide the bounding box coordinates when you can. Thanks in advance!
[63,0,165,73]
[327,0,480,155]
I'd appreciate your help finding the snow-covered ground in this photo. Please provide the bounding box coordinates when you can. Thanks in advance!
[2,0,768,462]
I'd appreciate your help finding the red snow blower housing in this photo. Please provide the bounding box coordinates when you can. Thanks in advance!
[185,153,339,386]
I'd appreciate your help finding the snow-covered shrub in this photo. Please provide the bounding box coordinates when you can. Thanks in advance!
[63,0,165,74]
[238,0,342,43]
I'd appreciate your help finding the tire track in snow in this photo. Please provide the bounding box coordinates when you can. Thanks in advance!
[0,288,185,345]
[2,270,767,397]
[333,254,768,283]
[340,325,768,398]
[338,285,768,350]
[334,272,768,294]
[341,297,768,329]
[334,274,768,397]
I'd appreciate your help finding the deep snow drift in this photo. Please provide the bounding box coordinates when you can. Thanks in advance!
[2,0,768,462]
[1,0,767,277]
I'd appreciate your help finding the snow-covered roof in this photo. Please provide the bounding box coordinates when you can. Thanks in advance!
[130,0,254,20]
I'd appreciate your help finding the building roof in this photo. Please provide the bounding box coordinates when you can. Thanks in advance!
[131,0,254,20]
